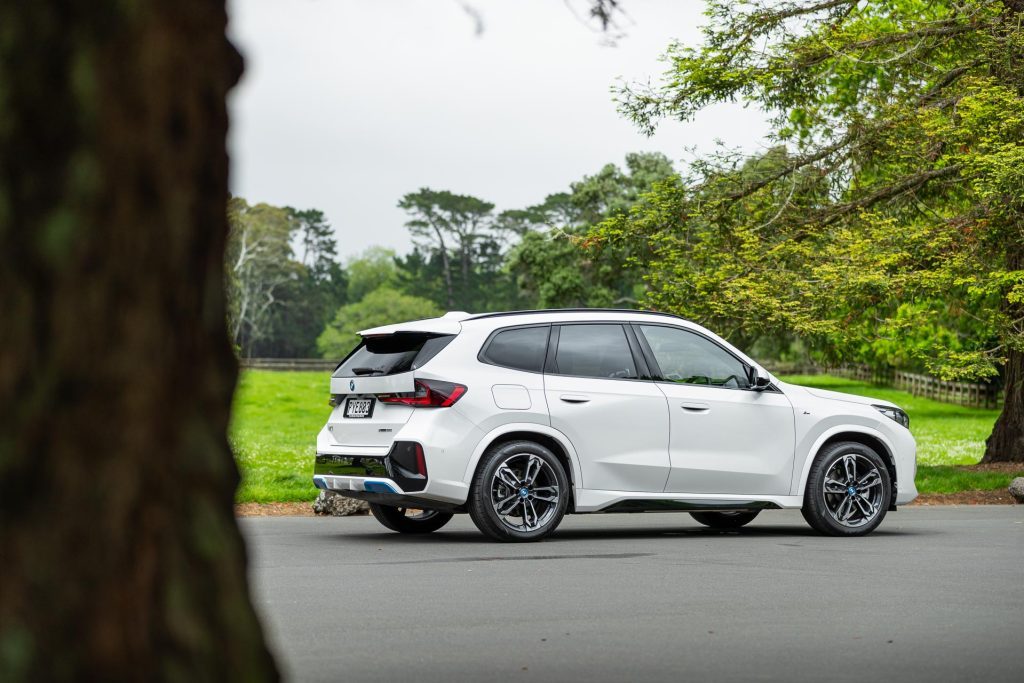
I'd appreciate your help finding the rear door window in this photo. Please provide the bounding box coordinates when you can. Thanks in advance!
[332,333,454,378]
[480,326,550,373]
[551,324,638,379]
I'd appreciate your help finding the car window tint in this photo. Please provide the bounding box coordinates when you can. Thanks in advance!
[482,326,549,372]
[639,325,749,389]
[333,333,454,377]
[554,324,638,379]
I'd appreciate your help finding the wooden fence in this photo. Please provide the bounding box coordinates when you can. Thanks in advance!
[831,365,1002,409]
[239,358,336,372]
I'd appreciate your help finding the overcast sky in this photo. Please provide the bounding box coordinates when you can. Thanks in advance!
[226,0,769,262]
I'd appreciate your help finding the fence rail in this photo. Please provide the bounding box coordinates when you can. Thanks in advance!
[239,358,336,372]
[830,365,1001,409]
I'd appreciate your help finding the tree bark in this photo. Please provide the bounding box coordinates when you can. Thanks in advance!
[433,224,456,309]
[0,2,278,681]
[983,346,1024,462]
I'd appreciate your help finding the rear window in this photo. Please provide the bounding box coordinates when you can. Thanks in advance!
[332,333,455,378]
[480,326,549,373]
[552,324,638,379]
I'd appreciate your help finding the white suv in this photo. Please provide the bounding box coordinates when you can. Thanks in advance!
[314,309,917,541]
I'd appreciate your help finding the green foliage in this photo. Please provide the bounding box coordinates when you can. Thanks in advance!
[345,246,399,302]
[604,0,1024,384]
[226,198,347,357]
[317,287,443,359]
[507,152,675,309]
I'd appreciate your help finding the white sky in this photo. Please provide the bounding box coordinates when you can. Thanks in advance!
[226,0,769,261]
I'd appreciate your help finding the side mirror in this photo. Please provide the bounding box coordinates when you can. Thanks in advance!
[748,366,772,391]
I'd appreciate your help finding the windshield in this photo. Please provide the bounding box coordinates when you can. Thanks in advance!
[332,333,455,378]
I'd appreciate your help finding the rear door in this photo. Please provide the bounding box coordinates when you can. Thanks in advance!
[544,323,670,492]
[326,333,454,448]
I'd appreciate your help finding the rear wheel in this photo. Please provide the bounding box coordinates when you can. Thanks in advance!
[468,440,570,542]
[802,441,891,536]
[368,503,453,534]
[689,510,760,529]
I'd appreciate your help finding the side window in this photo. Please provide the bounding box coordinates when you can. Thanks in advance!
[638,325,750,389]
[481,326,549,372]
[553,324,638,379]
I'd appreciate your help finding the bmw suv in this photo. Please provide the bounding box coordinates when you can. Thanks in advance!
[313,309,917,541]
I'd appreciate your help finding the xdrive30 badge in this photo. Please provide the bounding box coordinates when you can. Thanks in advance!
[349,380,356,391]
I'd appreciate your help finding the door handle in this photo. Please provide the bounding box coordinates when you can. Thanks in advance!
[559,394,591,404]
[681,402,710,412]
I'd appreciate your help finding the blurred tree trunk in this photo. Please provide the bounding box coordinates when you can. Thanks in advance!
[0,2,278,681]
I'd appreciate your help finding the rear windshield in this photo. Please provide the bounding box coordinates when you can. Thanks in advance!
[332,333,455,378]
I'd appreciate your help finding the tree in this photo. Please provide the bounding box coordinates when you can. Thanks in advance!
[0,1,277,679]
[398,189,496,309]
[317,288,443,358]
[507,153,675,308]
[225,201,347,358]
[346,246,400,303]
[609,0,1024,461]
[226,199,296,356]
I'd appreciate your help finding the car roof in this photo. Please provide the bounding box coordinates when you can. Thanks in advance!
[360,308,693,336]
[358,308,768,376]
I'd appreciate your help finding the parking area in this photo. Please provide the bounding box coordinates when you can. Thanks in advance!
[243,507,1024,682]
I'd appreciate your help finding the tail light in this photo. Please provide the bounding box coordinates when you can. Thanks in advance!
[378,379,467,407]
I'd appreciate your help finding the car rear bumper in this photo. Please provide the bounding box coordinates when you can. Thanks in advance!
[313,444,469,507]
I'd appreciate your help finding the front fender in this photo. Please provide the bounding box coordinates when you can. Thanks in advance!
[792,424,898,497]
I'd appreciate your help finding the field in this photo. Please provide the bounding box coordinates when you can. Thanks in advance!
[230,370,1020,503]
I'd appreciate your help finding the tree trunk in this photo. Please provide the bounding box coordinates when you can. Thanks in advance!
[983,345,1024,463]
[0,2,278,681]
[433,225,455,309]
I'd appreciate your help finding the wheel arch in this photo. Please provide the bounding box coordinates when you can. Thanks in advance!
[795,427,898,509]
[465,424,581,512]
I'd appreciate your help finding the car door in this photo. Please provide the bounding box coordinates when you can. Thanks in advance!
[544,323,670,492]
[633,324,795,495]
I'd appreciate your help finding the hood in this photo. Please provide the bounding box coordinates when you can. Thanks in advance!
[803,386,893,408]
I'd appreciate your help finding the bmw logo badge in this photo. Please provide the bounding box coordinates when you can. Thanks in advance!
[349,380,355,391]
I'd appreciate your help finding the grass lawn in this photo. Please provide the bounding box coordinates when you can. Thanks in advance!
[231,370,330,503]
[231,370,1020,503]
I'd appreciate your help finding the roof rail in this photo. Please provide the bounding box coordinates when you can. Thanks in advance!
[464,308,687,322]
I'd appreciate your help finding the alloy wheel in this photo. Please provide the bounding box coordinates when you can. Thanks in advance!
[822,453,885,528]
[489,453,561,532]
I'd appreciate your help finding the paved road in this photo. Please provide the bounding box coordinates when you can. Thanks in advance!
[242,507,1024,683]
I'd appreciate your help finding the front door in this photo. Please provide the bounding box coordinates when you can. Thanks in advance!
[544,323,670,492]
[634,324,795,495]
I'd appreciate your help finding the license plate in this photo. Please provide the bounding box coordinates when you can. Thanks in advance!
[344,397,375,418]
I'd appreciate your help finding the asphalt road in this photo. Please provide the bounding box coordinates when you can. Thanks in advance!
[242,507,1024,683]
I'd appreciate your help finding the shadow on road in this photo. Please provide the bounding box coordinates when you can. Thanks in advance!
[325,521,928,547]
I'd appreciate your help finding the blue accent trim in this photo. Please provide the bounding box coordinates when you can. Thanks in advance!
[364,481,399,494]
[313,477,327,490]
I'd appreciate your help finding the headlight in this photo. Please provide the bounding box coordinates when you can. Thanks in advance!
[873,404,910,429]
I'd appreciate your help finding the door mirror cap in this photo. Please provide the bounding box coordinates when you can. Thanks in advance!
[748,367,772,391]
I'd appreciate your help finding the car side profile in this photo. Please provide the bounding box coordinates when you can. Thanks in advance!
[313,309,917,541]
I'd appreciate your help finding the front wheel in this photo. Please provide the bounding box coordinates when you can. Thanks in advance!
[689,510,760,529]
[801,441,892,536]
[368,503,453,534]
[468,440,570,542]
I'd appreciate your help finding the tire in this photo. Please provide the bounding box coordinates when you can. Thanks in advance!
[801,441,892,537]
[689,510,760,529]
[368,503,453,534]
[468,440,570,542]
